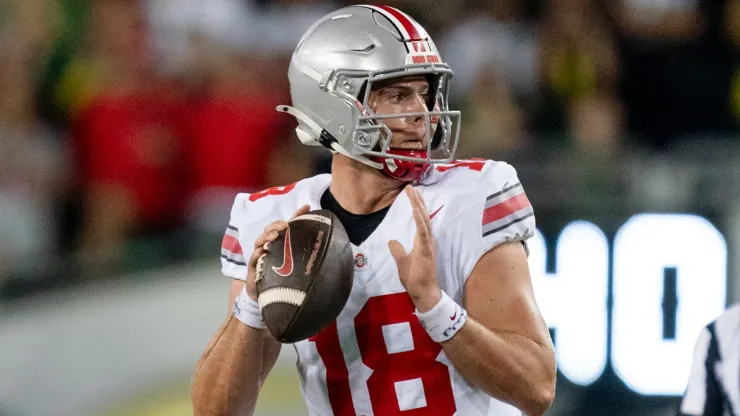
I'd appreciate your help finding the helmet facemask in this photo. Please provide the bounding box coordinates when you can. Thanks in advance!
[326,63,461,174]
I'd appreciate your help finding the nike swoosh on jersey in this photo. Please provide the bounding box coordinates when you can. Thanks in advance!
[272,227,294,277]
[450,310,457,320]
[429,205,444,220]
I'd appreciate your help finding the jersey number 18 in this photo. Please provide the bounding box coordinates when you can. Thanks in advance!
[310,293,456,415]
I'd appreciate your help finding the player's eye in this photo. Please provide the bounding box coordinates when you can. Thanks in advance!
[389,93,404,104]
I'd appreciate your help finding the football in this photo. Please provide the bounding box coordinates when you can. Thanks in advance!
[256,209,354,343]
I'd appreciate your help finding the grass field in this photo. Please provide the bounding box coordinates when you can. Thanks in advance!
[98,362,306,416]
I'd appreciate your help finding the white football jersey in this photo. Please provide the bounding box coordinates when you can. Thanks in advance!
[221,159,535,416]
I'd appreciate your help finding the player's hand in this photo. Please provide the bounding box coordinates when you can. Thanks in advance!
[388,186,442,313]
[246,204,311,300]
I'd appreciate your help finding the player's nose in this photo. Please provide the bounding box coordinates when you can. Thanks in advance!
[404,93,429,137]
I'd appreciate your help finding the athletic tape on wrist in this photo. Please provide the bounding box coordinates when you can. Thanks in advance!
[414,291,467,343]
[233,285,265,329]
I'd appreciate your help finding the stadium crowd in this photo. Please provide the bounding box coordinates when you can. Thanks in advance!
[2,0,739,295]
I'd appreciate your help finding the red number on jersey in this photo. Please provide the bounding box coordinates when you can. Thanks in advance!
[435,158,486,172]
[248,182,297,202]
[310,293,456,415]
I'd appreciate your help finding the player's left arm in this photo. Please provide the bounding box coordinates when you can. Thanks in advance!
[390,183,555,416]
[445,241,556,416]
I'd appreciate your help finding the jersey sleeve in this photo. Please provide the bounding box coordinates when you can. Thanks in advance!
[221,192,277,281]
[219,182,310,280]
[449,161,536,284]
[220,194,250,280]
[221,224,247,279]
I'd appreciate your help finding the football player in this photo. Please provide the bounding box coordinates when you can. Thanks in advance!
[192,5,556,416]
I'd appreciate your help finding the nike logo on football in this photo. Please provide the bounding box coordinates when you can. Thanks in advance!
[272,227,294,277]
[450,311,457,320]
[429,205,444,220]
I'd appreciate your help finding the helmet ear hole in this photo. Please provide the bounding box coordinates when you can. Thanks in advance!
[357,81,369,107]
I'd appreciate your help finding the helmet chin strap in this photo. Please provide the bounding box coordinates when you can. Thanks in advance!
[371,149,430,182]
[277,105,383,169]
[276,105,430,181]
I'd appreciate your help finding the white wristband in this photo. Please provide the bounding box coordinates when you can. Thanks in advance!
[414,290,467,343]
[233,285,265,329]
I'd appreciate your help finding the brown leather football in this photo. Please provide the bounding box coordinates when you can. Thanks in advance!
[256,209,354,343]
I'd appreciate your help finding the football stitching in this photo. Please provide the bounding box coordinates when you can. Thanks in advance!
[258,286,307,308]
[259,286,307,342]
[291,214,332,225]
[255,253,267,283]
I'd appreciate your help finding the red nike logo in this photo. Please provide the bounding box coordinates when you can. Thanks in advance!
[429,205,444,220]
[450,311,457,320]
[272,227,294,277]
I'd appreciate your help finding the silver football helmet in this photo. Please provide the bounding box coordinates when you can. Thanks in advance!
[277,5,461,181]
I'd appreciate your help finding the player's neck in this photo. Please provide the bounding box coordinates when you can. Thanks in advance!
[329,155,405,215]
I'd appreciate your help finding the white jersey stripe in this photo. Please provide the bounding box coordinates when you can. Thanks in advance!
[484,182,523,208]
[221,248,246,266]
[225,225,239,238]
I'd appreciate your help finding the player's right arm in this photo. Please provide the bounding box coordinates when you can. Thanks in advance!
[191,205,309,416]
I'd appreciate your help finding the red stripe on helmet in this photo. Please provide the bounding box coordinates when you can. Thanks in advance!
[375,5,423,41]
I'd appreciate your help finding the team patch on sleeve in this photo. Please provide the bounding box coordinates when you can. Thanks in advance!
[482,182,534,237]
[221,225,246,266]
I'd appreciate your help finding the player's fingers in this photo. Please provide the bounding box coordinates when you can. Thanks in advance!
[253,230,275,249]
[388,240,408,263]
[412,203,432,245]
[248,246,264,268]
[406,186,429,215]
[405,186,419,210]
[407,186,434,246]
[253,229,280,250]
[419,198,433,233]
[264,221,289,234]
[290,204,311,220]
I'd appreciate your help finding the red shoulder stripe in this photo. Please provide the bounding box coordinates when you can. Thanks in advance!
[482,193,531,226]
[222,234,243,255]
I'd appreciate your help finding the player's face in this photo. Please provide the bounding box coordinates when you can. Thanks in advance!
[368,77,431,150]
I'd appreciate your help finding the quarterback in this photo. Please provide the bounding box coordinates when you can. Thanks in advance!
[192,5,556,416]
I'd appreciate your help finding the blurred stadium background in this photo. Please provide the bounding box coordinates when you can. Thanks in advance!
[2,0,740,415]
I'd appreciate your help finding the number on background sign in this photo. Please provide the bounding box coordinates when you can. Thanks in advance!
[310,293,456,415]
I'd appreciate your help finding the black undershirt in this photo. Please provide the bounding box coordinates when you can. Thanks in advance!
[320,189,391,246]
